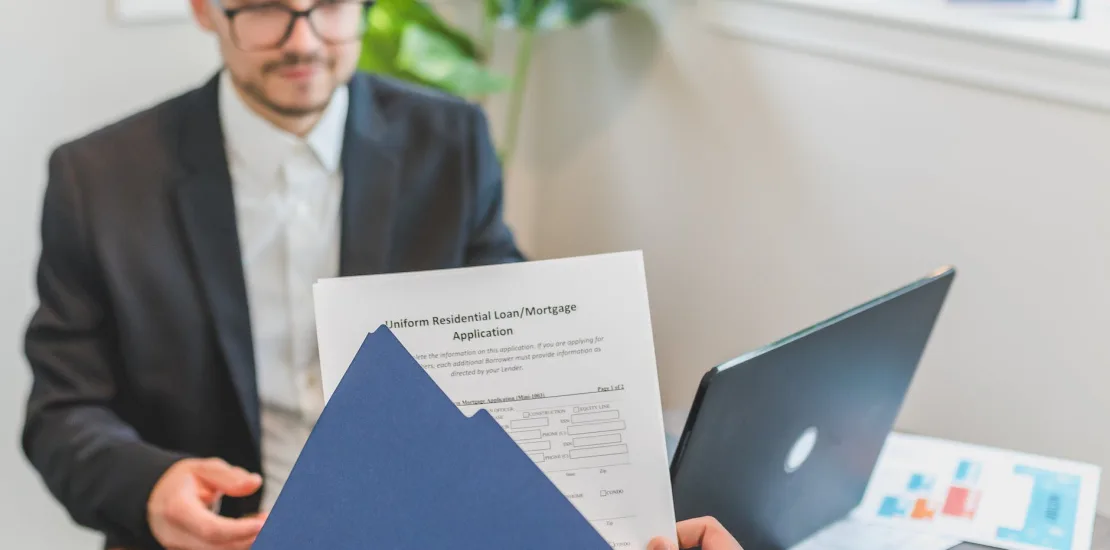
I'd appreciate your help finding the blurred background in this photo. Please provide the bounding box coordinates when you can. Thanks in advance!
[4,0,1110,545]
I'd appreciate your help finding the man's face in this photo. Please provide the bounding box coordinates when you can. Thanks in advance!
[191,0,364,118]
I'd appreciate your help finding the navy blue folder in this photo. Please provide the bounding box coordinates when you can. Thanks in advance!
[251,325,612,549]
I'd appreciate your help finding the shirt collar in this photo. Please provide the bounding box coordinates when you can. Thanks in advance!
[218,70,349,176]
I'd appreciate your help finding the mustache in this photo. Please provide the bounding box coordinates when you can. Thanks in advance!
[262,52,332,74]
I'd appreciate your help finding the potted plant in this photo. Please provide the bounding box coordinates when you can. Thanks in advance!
[359,0,634,171]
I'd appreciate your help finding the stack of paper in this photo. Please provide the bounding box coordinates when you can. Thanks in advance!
[275,252,679,548]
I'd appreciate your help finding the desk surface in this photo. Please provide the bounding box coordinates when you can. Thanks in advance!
[1088,515,1108,549]
[950,515,1108,550]
[1088,515,1107,549]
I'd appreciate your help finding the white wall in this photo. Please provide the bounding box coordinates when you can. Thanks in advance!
[0,2,219,546]
[520,1,1110,512]
[6,0,1110,546]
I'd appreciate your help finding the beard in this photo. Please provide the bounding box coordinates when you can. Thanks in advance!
[236,51,339,118]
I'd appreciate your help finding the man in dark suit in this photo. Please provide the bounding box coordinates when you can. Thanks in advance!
[21,0,522,548]
[21,1,748,549]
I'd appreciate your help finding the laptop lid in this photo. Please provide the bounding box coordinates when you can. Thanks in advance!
[669,266,956,550]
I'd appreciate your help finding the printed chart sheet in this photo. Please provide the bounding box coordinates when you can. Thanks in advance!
[851,433,1101,550]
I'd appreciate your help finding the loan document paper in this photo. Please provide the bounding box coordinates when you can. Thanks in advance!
[313,251,677,548]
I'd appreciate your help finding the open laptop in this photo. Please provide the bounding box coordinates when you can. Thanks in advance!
[669,266,956,550]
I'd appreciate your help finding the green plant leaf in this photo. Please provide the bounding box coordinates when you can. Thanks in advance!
[396,23,511,97]
[560,0,633,24]
[487,0,548,28]
[381,0,482,57]
[487,0,633,30]
[358,0,507,97]
[358,5,404,76]
[484,0,503,19]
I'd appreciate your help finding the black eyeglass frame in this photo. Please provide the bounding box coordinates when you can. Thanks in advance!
[221,0,376,51]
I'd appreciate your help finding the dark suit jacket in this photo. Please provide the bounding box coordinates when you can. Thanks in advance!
[21,71,524,549]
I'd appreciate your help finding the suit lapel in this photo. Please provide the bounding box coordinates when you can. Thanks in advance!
[172,75,261,444]
[167,74,400,448]
[339,74,400,277]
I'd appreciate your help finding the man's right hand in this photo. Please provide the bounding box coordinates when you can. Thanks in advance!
[147,458,267,550]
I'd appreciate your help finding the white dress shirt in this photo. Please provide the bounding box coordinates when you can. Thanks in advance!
[218,71,348,510]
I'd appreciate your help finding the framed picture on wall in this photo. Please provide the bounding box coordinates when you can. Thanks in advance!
[945,0,1082,19]
[114,0,191,23]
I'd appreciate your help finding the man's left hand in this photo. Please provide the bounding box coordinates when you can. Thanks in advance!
[649,517,744,550]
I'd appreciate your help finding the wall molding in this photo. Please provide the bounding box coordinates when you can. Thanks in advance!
[700,0,1110,113]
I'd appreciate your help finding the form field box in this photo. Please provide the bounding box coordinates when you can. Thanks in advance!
[566,421,625,436]
[527,452,545,463]
[511,417,550,429]
[519,441,552,452]
[510,429,542,441]
[573,434,622,447]
[572,411,620,423]
[560,455,628,469]
[570,444,628,459]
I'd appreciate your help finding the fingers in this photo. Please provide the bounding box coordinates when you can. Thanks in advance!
[673,517,743,550]
[647,517,741,550]
[165,530,258,550]
[150,458,267,550]
[162,529,257,550]
[647,536,678,550]
[158,519,260,550]
[173,498,267,543]
[192,458,263,498]
[166,498,266,550]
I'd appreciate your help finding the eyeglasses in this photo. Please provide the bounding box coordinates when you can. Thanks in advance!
[221,1,375,52]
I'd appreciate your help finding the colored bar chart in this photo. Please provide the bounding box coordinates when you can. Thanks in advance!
[942,486,980,519]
